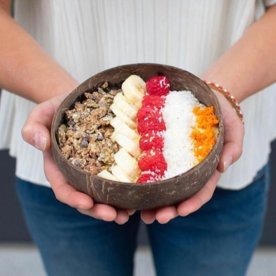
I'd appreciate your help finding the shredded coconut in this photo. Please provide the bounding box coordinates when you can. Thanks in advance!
[162,91,200,179]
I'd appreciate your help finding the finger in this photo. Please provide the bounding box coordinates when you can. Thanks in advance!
[217,113,245,173]
[115,210,130,225]
[21,94,67,151]
[177,170,221,217]
[78,204,118,222]
[140,209,157,224]
[155,206,178,224]
[43,150,93,209]
[212,90,245,173]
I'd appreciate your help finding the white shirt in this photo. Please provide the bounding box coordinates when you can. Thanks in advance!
[0,0,276,189]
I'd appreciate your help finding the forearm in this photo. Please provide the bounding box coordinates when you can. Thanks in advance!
[0,5,78,103]
[201,4,276,103]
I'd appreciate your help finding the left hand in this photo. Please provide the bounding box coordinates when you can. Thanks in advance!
[22,94,132,225]
[141,90,245,224]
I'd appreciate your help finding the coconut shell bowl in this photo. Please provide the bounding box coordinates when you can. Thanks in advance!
[51,63,224,210]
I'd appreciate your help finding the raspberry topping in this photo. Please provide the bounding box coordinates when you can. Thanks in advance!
[142,95,166,109]
[136,76,170,183]
[146,76,170,96]
[138,149,167,175]
[137,116,166,135]
[136,173,160,183]
[139,131,164,151]
[136,106,162,123]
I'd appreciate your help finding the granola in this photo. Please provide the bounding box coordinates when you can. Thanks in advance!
[57,81,121,174]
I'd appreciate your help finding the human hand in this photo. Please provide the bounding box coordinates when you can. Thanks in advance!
[21,94,132,225]
[140,90,245,224]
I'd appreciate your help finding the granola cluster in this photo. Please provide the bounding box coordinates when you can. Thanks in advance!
[57,81,121,175]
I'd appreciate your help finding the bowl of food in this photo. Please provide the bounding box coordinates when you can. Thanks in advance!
[51,63,224,210]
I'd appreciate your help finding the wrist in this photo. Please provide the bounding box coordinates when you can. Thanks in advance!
[200,70,245,103]
[203,80,244,124]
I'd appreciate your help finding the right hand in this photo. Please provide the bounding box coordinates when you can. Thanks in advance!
[140,88,245,224]
[21,94,133,224]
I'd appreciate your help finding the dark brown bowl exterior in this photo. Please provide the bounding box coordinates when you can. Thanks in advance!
[51,63,224,210]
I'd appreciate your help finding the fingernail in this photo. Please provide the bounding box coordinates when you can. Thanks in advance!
[223,156,233,172]
[34,133,46,151]
[128,210,136,216]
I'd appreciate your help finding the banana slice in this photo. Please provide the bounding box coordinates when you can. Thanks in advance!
[110,103,137,129]
[111,165,133,182]
[97,170,118,181]
[114,148,141,179]
[110,117,140,143]
[113,133,141,158]
[113,93,138,120]
[122,75,146,109]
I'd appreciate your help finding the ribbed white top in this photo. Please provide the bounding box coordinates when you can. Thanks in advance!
[0,0,276,189]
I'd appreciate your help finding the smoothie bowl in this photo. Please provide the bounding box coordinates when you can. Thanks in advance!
[51,63,224,210]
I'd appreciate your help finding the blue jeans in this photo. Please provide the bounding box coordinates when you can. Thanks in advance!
[16,164,270,276]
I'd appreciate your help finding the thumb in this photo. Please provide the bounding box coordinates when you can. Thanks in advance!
[21,94,67,151]
[217,108,245,173]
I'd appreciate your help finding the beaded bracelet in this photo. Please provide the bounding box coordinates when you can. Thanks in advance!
[203,80,244,124]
